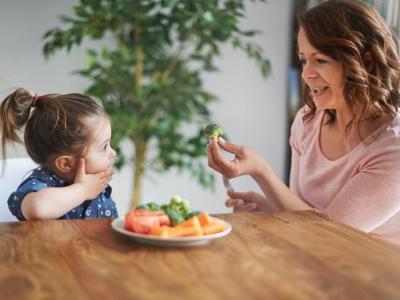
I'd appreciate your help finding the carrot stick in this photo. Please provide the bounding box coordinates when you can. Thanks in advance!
[201,221,228,235]
[175,216,201,228]
[197,212,212,226]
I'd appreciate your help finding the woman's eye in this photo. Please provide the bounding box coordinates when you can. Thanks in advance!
[298,59,306,67]
[316,58,327,64]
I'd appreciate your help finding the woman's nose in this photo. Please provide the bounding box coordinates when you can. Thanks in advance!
[301,62,318,80]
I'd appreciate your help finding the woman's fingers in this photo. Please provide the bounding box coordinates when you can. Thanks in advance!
[207,143,226,174]
[209,138,239,176]
[218,138,244,156]
[98,168,114,184]
[233,202,258,212]
[210,138,228,165]
[225,190,263,212]
[227,190,255,201]
[225,199,244,207]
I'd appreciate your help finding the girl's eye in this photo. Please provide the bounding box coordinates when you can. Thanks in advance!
[102,144,108,151]
[316,58,327,64]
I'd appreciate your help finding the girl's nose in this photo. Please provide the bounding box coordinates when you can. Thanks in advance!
[110,148,116,158]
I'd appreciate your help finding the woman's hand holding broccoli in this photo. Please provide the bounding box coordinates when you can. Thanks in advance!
[207,138,268,180]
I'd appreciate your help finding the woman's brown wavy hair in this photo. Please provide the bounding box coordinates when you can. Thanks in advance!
[297,0,400,134]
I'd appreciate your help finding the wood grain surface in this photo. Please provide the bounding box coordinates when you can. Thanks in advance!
[0,211,399,300]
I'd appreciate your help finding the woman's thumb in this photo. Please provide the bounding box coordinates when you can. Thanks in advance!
[227,189,245,199]
[218,138,243,155]
[227,189,256,201]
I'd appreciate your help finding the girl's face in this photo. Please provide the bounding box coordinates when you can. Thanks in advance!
[298,27,346,111]
[84,116,116,174]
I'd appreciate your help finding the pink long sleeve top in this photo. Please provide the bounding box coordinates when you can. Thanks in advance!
[289,108,400,245]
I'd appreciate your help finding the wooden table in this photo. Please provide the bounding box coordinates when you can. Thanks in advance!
[1,211,399,300]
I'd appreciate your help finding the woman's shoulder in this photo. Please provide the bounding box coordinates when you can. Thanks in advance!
[361,111,400,162]
[375,111,400,148]
[385,110,400,138]
[291,107,323,139]
[292,106,323,126]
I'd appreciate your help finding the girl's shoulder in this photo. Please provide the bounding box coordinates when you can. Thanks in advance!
[27,168,65,186]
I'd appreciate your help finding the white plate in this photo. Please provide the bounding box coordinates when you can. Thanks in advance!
[111,217,232,247]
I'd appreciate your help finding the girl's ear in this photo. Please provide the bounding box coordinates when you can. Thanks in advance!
[54,155,77,174]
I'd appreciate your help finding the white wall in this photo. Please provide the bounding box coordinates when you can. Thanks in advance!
[0,0,292,215]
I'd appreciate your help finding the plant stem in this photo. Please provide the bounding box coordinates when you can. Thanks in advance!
[130,24,146,209]
[134,26,143,89]
[131,138,148,209]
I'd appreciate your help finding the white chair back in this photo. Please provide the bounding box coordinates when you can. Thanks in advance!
[0,157,37,222]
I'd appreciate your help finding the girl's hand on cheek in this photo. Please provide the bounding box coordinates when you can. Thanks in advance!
[74,158,114,200]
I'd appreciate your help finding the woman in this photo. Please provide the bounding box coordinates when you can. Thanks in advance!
[207,0,400,244]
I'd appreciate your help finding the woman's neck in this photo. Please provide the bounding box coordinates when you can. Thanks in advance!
[330,104,391,139]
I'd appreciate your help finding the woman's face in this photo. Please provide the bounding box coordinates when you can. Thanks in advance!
[298,27,346,111]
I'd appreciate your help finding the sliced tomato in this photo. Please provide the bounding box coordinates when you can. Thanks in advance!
[157,214,171,226]
[128,209,166,217]
[124,212,135,231]
[128,215,160,234]
[125,209,171,233]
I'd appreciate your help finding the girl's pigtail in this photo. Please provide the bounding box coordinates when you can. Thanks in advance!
[0,88,36,161]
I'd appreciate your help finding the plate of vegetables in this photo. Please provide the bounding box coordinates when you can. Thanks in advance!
[111,195,232,247]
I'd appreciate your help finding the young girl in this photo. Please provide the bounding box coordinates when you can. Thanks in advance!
[1,88,118,220]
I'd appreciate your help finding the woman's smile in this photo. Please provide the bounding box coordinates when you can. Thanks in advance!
[311,86,329,97]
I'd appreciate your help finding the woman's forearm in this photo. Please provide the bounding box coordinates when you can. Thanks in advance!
[252,163,312,211]
[21,184,89,220]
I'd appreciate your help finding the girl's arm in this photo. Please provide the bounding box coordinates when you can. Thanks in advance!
[22,184,94,220]
[21,159,113,220]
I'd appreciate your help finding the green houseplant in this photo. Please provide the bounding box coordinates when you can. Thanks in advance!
[42,0,270,209]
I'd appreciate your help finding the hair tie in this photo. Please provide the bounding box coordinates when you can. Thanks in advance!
[32,93,40,107]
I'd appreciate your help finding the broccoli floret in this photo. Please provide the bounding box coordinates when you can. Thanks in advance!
[186,210,201,219]
[180,199,192,216]
[136,203,149,210]
[136,202,161,211]
[161,195,193,220]
[167,210,185,226]
[147,202,161,211]
[168,195,192,216]
[170,195,183,205]
[202,124,223,141]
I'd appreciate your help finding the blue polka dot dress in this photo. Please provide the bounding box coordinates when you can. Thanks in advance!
[8,167,118,220]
